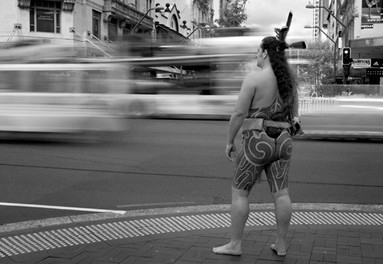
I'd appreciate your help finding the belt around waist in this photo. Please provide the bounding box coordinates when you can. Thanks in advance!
[242,118,291,131]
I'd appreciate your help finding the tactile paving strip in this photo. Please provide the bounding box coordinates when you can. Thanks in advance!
[1,210,382,257]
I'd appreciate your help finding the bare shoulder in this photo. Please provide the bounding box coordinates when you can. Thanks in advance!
[243,70,260,85]
[242,70,265,89]
[245,70,261,80]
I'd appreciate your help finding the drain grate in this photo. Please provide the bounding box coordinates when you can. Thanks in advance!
[0,211,382,257]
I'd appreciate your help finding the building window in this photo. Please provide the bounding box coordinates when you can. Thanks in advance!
[92,10,101,39]
[108,18,118,41]
[30,0,61,33]
[171,15,178,32]
[146,0,152,10]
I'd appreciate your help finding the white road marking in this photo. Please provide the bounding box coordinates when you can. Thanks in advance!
[341,105,383,111]
[0,202,126,215]
[117,201,196,208]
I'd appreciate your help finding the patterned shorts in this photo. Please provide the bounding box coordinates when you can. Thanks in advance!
[233,129,293,193]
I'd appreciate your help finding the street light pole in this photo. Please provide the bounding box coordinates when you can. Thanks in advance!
[186,26,201,38]
[131,5,164,34]
[186,24,210,38]
[304,25,338,83]
[306,4,346,28]
[305,3,346,84]
[304,25,335,44]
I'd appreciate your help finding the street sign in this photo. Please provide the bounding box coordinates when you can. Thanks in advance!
[371,59,383,68]
[351,59,371,68]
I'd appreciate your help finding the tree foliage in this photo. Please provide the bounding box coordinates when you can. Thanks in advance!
[296,41,338,88]
[193,0,209,14]
[215,0,248,27]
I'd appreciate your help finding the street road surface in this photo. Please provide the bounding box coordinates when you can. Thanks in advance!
[0,118,382,225]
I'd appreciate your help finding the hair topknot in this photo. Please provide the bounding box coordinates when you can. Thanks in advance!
[261,37,288,53]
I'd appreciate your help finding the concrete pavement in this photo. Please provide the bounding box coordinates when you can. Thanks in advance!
[0,203,382,264]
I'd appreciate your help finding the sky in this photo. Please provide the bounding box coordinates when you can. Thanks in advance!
[243,0,314,41]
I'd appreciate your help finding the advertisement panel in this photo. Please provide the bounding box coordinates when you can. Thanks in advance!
[371,59,383,67]
[361,0,383,29]
[352,59,371,68]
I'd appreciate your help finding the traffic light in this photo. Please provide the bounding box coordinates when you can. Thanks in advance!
[342,47,352,65]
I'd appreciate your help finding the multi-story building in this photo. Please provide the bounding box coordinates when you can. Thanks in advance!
[0,0,213,56]
[309,0,330,42]
[312,0,321,41]
[326,0,340,43]
[311,0,383,84]
[155,0,214,40]
[0,0,160,56]
[339,0,383,84]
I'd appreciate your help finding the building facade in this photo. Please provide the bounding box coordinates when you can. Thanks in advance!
[309,0,330,42]
[340,0,383,84]
[155,0,214,40]
[312,0,322,41]
[1,0,79,46]
[0,0,214,56]
[0,0,159,55]
[315,0,383,84]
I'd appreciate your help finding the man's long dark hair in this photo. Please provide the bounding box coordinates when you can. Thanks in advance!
[261,36,296,107]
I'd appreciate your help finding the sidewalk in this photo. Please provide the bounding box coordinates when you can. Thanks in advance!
[0,203,382,264]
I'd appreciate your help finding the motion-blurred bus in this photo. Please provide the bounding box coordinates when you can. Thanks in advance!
[0,44,132,138]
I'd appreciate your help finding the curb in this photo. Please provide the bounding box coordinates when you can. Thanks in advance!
[0,203,383,259]
[1,203,383,234]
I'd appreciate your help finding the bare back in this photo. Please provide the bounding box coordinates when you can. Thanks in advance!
[248,67,279,110]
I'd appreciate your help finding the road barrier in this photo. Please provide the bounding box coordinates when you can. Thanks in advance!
[299,97,337,115]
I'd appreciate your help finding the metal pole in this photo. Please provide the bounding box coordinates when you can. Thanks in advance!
[187,26,201,38]
[322,6,346,28]
[318,28,336,44]
[304,26,335,44]
[306,4,346,28]
[334,38,337,83]
[131,8,153,34]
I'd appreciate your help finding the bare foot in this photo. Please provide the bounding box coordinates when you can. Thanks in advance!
[212,243,241,256]
[270,244,286,256]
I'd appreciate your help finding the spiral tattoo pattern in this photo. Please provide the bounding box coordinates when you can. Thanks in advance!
[233,129,293,193]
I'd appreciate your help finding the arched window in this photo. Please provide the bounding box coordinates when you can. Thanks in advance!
[170,15,179,32]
